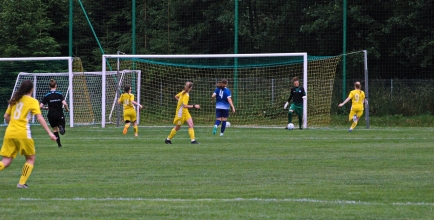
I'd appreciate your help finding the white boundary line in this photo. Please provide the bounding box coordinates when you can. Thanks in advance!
[28,136,434,140]
[6,197,433,206]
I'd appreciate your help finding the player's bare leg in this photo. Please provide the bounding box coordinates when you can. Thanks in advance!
[0,157,13,171]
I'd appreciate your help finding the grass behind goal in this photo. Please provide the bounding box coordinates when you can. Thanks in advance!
[0,126,432,219]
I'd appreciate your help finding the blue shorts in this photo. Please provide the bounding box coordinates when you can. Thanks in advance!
[216,109,230,118]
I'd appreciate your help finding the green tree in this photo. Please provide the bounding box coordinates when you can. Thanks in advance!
[300,0,433,77]
[0,0,60,57]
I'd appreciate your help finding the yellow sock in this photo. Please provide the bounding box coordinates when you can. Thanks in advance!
[350,121,358,129]
[167,128,177,140]
[188,128,195,141]
[123,124,130,134]
[0,161,5,171]
[19,163,34,185]
[134,125,138,135]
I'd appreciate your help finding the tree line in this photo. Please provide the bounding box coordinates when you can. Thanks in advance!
[0,0,432,78]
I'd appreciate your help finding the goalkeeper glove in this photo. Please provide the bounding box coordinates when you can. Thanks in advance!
[284,102,289,109]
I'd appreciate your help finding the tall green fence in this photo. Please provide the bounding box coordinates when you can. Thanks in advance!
[0,0,432,124]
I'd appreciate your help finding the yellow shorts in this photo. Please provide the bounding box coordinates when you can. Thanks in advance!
[0,138,36,158]
[173,112,192,126]
[349,107,364,121]
[123,109,137,122]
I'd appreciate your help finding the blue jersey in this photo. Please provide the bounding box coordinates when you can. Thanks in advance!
[213,87,231,110]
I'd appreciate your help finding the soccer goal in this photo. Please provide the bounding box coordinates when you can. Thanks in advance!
[103,53,343,128]
[0,57,73,125]
[10,70,141,127]
[2,57,140,127]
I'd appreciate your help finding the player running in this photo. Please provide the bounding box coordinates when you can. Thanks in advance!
[338,81,366,132]
[0,80,57,188]
[211,79,235,136]
[165,81,200,144]
[284,77,306,130]
[40,79,69,147]
[118,85,142,137]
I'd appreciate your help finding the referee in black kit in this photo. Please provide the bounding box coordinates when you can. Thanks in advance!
[40,79,69,148]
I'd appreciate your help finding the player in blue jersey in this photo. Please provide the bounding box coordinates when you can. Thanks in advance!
[211,79,235,136]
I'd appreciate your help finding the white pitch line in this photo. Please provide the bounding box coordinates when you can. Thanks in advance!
[7,197,433,206]
[28,136,434,140]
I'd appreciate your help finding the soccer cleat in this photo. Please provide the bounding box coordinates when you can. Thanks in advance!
[220,133,224,136]
[191,141,200,144]
[165,139,172,144]
[299,127,303,130]
[135,134,138,137]
[349,128,353,132]
[59,125,65,135]
[17,183,29,188]
[284,126,288,129]
[123,127,128,135]
[58,145,62,148]
[212,125,217,135]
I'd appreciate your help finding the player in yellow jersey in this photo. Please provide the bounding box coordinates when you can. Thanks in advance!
[165,81,201,144]
[118,85,142,137]
[338,81,366,132]
[0,80,57,188]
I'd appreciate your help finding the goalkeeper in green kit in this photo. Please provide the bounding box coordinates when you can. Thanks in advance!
[284,77,306,130]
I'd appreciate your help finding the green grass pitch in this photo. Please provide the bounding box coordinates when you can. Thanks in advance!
[0,125,433,219]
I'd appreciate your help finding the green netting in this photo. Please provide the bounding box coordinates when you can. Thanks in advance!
[109,55,342,127]
[121,55,334,69]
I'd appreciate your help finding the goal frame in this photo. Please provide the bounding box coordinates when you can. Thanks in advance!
[0,57,74,126]
[102,53,308,128]
[11,70,140,127]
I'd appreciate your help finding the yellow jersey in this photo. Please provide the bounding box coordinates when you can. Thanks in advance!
[118,93,135,111]
[348,89,365,110]
[175,91,190,118]
[5,95,41,139]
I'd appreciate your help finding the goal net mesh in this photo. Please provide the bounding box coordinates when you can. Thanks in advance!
[109,55,341,127]
[3,58,139,126]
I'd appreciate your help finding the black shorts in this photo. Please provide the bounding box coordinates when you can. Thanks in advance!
[47,112,66,128]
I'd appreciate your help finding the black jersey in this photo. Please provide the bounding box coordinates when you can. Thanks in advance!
[41,90,65,115]
[287,86,306,104]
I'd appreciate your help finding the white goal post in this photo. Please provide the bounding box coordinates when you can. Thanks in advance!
[102,53,308,128]
[0,57,74,125]
[10,70,140,127]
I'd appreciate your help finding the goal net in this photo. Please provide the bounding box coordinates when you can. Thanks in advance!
[1,57,140,126]
[0,57,72,125]
[103,54,341,128]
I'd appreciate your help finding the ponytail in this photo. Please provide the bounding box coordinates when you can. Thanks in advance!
[9,80,33,106]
